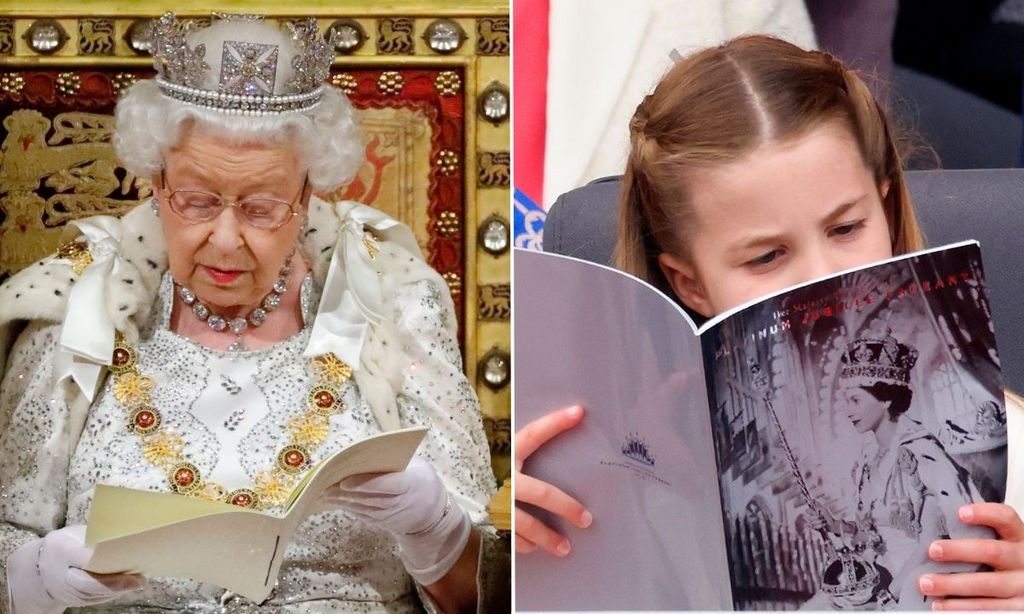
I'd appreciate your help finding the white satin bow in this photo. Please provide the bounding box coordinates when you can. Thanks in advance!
[55,216,128,402]
[304,202,422,367]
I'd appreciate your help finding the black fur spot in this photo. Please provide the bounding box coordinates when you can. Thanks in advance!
[118,305,129,312]
[15,293,20,299]
[122,278,134,285]
[54,289,62,297]
[138,235,144,243]
[321,246,331,253]
[146,259,158,269]
[28,284,34,289]
[43,270,50,276]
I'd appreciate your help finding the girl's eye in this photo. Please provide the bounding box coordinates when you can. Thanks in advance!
[746,249,781,268]
[830,220,866,237]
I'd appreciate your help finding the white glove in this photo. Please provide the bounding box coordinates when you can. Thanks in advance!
[321,457,472,585]
[6,525,145,614]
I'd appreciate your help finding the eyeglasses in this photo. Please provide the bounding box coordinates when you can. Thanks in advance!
[160,169,307,231]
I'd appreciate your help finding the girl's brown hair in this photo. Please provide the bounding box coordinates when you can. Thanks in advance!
[614,35,924,297]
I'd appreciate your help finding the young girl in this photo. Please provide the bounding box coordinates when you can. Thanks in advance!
[515,35,1024,610]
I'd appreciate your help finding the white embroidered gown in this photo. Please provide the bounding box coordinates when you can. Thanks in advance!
[1,271,496,613]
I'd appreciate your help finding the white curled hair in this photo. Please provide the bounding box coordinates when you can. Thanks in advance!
[113,81,365,192]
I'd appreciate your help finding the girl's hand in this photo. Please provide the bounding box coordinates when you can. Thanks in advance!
[918,503,1024,610]
[515,405,592,557]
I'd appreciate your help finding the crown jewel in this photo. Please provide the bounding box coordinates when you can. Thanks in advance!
[219,40,278,96]
[839,331,919,388]
[285,18,335,92]
[820,548,885,606]
[151,13,208,88]
[148,12,337,115]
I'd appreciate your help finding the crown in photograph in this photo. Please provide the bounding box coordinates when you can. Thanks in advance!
[839,331,919,388]
[148,12,336,115]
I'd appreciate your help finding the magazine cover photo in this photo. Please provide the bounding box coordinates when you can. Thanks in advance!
[703,244,1008,610]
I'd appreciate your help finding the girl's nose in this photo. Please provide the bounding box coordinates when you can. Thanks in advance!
[797,251,838,284]
[801,237,867,283]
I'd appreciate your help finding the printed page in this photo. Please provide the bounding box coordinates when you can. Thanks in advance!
[283,427,428,514]
[514,249,730,610]
[84,427,427,602]
[699,241,1007,610]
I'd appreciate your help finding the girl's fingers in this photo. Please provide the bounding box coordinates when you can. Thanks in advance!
[515,534,538,554]
[920,570,1024,599]
[928,538,1024,570]
[515,472,592,528]
[959,503,1024,542]
[514,405,584,468]
[515,508,571,557]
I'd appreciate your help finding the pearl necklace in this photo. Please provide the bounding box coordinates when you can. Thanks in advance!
[177,259,291,352]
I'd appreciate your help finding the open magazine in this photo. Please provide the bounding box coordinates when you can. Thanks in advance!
[514,242,1007,611]
[83,427,427,602]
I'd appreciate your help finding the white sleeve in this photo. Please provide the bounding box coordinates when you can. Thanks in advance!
[390,278,509,613]
[391,278,497,524]
[0,322,73,613]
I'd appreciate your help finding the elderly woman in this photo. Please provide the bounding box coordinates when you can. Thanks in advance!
[0,13,502,613]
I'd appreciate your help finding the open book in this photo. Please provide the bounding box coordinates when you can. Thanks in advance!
[83,426,428,602]
[515,242,1007,611]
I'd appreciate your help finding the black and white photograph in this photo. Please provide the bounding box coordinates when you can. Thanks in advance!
[704,245,1008,610]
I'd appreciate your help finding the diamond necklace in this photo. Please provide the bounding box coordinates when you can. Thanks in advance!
[176,258,291,352]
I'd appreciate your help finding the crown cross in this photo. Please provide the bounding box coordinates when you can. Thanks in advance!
[220,41,279,95]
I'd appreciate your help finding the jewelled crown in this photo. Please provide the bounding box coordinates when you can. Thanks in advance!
[149,12,336,115]
[839,332,919,388]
